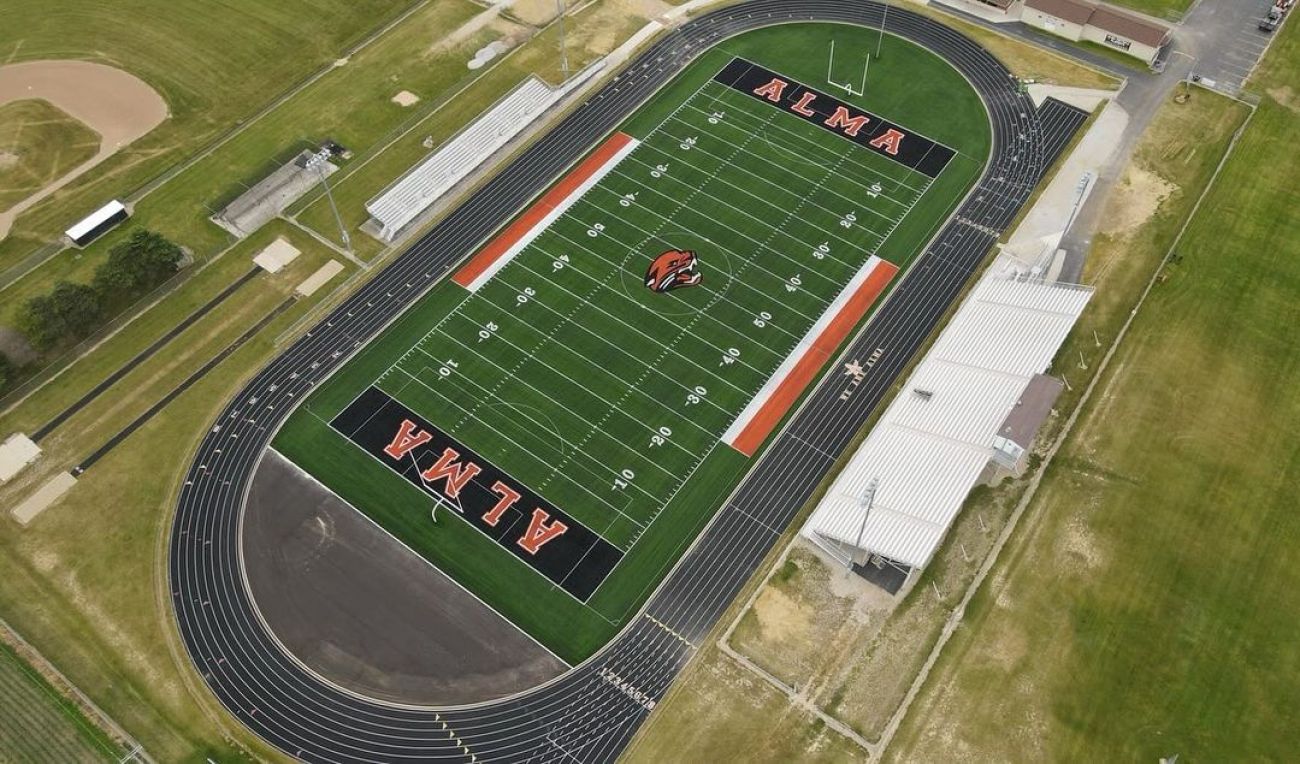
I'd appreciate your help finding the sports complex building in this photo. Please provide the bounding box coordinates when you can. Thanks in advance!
[165,2,1096,760]
[801,256,1092,583]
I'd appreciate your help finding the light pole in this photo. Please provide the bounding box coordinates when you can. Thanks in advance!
[557,0,570,79]
[851,477,880,569]
[1169,50,1196,89]
[306,149,351,254]
[877,2,889,59]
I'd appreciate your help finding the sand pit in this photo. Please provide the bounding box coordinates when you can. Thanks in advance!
[391,90,420,107]
[0,60,168,240]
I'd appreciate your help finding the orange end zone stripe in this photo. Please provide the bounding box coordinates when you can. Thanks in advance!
[730,260,900,457]
[452,131,636,289]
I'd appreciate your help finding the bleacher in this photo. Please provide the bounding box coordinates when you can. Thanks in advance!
[366,66,600,242]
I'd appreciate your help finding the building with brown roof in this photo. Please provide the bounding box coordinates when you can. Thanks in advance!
[1022,0,1172,64]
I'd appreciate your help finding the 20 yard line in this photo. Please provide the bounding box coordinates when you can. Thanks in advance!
[395,359,676,502]
[423,316,718,451]
[384,364,654,532]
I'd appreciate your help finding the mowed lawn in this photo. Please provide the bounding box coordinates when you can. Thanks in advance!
[1111,0,1193,19]
[0,0,415,264]
[0,99,100,212]
[275,23,991,662]
[891,29,1300,763]
[0,642,120,762]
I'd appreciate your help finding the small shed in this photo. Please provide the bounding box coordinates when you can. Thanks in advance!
[65,200,129,248]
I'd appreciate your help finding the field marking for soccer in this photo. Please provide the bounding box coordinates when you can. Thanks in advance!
[355,71,939,570]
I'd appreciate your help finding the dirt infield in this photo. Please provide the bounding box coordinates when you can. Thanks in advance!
[241,450,566,706]
[0,60,168,239]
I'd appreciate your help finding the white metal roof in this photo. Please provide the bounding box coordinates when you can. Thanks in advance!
[65,200,126,241]
[801,259,1093,568]
[366,65,601,241]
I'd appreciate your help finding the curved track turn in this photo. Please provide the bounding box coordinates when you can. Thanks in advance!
[170,2,1087,761]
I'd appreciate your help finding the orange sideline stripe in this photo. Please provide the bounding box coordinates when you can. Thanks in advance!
[452,131,635,289]
[730,260,900,457]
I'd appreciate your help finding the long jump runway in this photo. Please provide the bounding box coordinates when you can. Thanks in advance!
[169,2,1088,761]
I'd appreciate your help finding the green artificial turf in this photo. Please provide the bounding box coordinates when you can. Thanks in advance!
[275,23,991,662]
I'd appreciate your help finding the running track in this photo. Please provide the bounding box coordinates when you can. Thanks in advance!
[170,3,1087,761]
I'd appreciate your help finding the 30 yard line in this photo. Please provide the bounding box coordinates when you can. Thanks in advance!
[382,369,648,535]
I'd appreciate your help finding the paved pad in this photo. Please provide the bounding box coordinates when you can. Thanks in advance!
[242,450,567,706]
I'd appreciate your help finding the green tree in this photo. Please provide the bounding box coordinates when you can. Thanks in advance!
[17,281,103,350]
[92,229,184,300]
[0,352,12,392]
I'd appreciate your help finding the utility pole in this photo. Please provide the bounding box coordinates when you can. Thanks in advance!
[306,149,351,255]
[557,0,570,79]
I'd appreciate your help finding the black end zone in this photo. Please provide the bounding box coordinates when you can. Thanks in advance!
[713,57,955,178]
[331,386,622,601]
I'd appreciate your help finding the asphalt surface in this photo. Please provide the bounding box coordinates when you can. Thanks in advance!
[243,451,567,706]
[169,3,1087,761]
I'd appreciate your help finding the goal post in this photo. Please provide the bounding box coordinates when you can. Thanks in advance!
[826,39,869,98]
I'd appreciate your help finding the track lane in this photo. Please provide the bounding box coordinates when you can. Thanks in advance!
[169,3,1088,761]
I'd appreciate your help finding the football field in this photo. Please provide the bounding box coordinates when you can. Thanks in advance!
[275,26,990,661]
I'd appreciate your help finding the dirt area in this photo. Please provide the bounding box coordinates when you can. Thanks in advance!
[0,60,167,239]
[391,90,420,107]
[0,326,36,365]
[570,0,669,56]
[0,151,17,169]
[430,9,527,54]
[1266,85,1300,114]
[1100,165,1177,237]
[720,474,1032,744]
[731,543,892,689]
[510,0,563,26]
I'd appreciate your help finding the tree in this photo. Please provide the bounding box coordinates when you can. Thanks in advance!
[16,293,63,350]
[0,352,12,392]
[92,229,184,300]
[16,281,103,350]
[51,280,103,337]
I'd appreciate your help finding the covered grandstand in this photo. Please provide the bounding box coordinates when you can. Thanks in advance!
[800,257,1093,583]
[365,66,601,242]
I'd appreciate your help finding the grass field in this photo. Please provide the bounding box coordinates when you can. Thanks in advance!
[1109,0,1193,19]
[0,641,121,762]
[889,31,1300,763]
[0,100,99,213]
[0,221,348,762]
[0,0,416,265]
[275,23,990,662]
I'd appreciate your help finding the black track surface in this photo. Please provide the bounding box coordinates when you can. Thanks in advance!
[170,3,1087,761]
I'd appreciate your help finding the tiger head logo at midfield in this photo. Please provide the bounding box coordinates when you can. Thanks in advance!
[645,249,703,293]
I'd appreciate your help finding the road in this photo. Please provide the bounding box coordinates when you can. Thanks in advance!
[168,2,1086,761]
